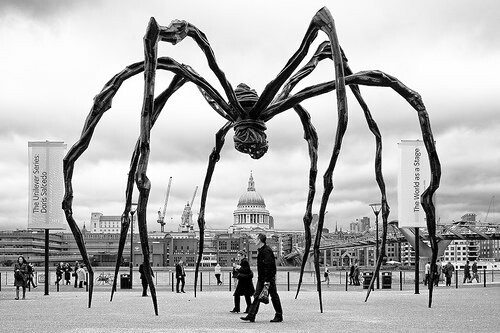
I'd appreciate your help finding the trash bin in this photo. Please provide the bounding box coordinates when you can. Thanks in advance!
[120,274,131,289]
[363,272,373,289]
[382,272,392,289]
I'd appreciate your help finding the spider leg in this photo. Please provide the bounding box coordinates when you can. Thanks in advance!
[292,104,318,300]
[251,7,346,117]
[64,53,232,312]
[266,70,441,307]
[194,121,233,297]
[158,19,243,118]
[111,75,187,301]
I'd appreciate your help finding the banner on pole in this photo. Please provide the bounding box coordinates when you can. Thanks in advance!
[28,141,67,230]
[397,140,431,228]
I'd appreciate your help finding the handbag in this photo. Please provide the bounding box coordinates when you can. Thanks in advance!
[258,284,269,304]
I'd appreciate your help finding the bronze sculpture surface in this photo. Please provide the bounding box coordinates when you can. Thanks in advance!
[62,7,441,315]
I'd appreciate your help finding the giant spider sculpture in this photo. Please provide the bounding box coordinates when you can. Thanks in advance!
[62,7,441,316]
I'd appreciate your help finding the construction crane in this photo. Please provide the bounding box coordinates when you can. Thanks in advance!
[485,195,495,223]
[190,186,198,209]
[157,177,172,232]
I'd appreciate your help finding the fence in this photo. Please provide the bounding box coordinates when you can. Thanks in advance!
[1,267,499,292]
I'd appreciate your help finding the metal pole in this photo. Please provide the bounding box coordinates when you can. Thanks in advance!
[455,269,458,288]
[400,271,403,291]
[287,271,290,291]
[375,212,380,289]
[129,210,135,288]
[345,272,348,291]
[171,272,174,292]
[483,269,486,288]
[229,272,232,292]
[0,272,2,291]
[45,229,49,296]
[200,272,203,292]
[414,227,420,294]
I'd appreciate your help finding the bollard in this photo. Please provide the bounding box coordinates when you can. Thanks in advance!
[484,269,486,288]
[86,273,88,291]
[345,272,348,291]
[209,271,211,286]
[200,272,203,292]
[493,269,495,282]
[229,272,232,292]
[155,274,157,286]
[455,270,458,288]
[171,272,174,292]
[0,272,2,291]
[400,271,403,291]
[287,271,290,291]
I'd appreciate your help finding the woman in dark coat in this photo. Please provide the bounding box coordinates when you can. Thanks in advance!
[231,255,255,313]
[14,255,29,300]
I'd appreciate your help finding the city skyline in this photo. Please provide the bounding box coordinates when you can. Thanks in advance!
[1,1,499,232]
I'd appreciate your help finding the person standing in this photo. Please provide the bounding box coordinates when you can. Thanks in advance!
[241,233,283,323]
[424,261,430,285]
[14,256,29,300]
[471,261,480,283]
[27,262,37,289]
[175,260,186,293]
[139,262,154,296]
[73,261,79,288]
[77,264,86,288]
[55,262,64,285]
[434,260,442,286]
[463,260,471,283]
[322,266,330,286]
[354,260,360,286]
[214,263,222,285]
[443,261,455,286]
[64,263,72,285]
[231,251,255,313]
[349,262,355,285]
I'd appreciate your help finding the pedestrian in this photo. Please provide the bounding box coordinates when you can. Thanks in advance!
[175,260,186,293]
[64,263,72,285]
[231,251,255,314]
[27,261,37,289]
[463,260,471,283]
[443,261,455,286]
[354,260,360,286]
[434,260,442,286]
[73,261,79,288]
[471,261,480,283]
[214,263,222,285]
[241,233,283,323]
[349,262,355,285]
[139,262,154,296]
[14,256,29,300]
[424,261,430,285]
[55,262,64,285]
[322,265,330,286]
[77,264,86,288]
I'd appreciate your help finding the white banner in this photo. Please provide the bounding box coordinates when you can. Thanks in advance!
[397,140,431,228]
[28,141,67,230]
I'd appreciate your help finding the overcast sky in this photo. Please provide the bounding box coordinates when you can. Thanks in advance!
[1,0,499,233]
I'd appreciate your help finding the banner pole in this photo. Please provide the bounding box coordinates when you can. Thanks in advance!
[44,228,49,295]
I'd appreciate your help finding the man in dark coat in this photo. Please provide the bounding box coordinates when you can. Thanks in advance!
[231,251,255,313]
[139,262,154,296]
[241,233,283,323]
[175,260,186,293]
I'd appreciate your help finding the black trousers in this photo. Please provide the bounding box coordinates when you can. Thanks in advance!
[248,278,282,319]
[176,276,185,292]
[445,275,452,286]
[141,278,149,296]
[234,294,252,312]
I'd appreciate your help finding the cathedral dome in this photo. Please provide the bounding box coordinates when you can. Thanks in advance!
[237,173,266,207]
[233,172,272,230]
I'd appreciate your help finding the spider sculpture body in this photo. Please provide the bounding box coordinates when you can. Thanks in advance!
[62,7,441,316]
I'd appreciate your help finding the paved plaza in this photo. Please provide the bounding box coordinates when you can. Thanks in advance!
[1,284,499,332]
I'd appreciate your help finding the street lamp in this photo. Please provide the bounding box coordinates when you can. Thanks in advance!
[369,202,382,289]
[130,203,138,288]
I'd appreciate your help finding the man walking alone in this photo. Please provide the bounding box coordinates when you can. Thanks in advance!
[241,233,283,323]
